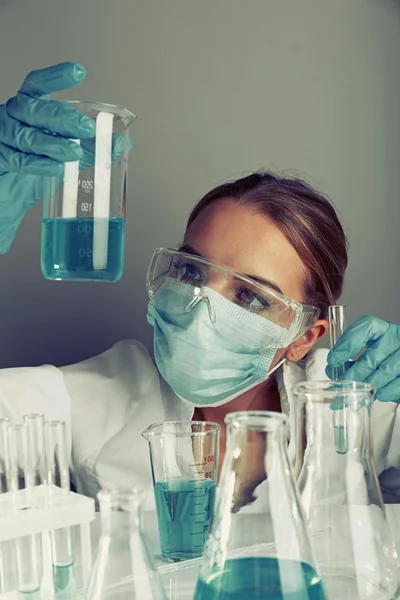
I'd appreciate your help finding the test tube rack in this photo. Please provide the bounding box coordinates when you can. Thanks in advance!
[0,484,95,598]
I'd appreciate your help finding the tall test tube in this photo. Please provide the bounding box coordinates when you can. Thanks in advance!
[45,421,76,599]
[10,415,46,596]
[0,418,11,493]
[24,414,47,489]
[0,418,17,594]
[328,305,348,455]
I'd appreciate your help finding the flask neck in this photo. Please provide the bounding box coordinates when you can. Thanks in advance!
[223,411,290,513]
[98,490,142,538]
[87,489,166,600]
[299,399,372,460]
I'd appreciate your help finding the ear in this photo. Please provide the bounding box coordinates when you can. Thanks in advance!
[284,319,329,363]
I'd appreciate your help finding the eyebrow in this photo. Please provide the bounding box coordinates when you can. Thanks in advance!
[178,244,284,295]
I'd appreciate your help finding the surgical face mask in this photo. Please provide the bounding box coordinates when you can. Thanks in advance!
[147,278,296,407]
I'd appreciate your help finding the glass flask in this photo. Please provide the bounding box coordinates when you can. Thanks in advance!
[41,101,135,282]
[142,421,220,562]
[194,411,327,600]
[293,381,400,600]
[85,488,166,600]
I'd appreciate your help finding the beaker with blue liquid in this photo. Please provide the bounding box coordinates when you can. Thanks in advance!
[41,101,135,282]
[194,411,327,600]
[142,421,220,563]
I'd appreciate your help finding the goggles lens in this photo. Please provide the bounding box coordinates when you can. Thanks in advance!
[147,249,320,336]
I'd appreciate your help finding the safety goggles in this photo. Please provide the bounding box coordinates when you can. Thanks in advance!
[146,248,320,339]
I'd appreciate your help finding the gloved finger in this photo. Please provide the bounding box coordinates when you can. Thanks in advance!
[80,133,133,156]
[333,324,400,384]
[330,396,348,410]
[330,398,366,412]
[0,142,64,176]
[78,134,134,170]
[325,360,353,381]
[327,316,390,367]
[365,347,400,396]
[6,96,95,139]
[0,106,82,163]
[375,377,400,403]
[18,62,86,99]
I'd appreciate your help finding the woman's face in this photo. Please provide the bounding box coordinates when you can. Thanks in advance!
[183,198,328,365]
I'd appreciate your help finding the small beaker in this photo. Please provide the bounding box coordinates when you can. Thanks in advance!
[293,381,400,600]
[194,411,326,599]
[86,488,166,600]
[142,421,220,562]
[41,101,135,282]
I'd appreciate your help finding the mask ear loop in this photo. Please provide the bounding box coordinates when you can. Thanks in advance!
[263,311,306,378]
[266,356,287,379]
[185,288,216,324]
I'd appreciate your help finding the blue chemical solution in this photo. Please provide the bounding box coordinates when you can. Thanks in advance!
[41,218,125,282]
[53,563,76,599]
[194,557,327,600]
[154,477,216,561]
[334,425,348,454]
[17,591,41,599]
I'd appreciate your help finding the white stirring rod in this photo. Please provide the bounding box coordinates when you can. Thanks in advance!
[62,140,80,218]
[93,111,114,270]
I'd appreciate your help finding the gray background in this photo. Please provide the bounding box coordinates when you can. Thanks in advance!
[0,0,399,368]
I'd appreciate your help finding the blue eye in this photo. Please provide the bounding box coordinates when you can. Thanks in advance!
[173,260,204,285]
[235,287,272,313]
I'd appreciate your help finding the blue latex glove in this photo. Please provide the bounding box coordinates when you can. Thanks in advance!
[0,62,96,254]
[326,316,400,403]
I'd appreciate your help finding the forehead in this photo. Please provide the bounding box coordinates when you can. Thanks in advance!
[184,198,307,302]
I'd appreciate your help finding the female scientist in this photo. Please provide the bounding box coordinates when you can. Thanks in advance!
[0,63,399,499]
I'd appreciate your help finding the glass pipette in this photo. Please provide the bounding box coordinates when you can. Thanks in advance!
[328,305,348,454]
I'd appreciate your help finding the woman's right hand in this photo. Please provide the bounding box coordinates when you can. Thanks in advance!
[0,62,95,254]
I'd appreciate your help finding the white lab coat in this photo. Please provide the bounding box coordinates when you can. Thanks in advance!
[0,340,400,501]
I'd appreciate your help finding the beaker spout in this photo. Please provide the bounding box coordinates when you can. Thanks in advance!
[141,421,167,440]
[141,427,152,441]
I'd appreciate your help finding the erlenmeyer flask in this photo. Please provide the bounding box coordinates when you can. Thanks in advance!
[293,381,400,600]
[194,411,327,600]
[85,488,166,600]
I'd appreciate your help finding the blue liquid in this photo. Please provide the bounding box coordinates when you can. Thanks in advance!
[194,557,327,600]
[41,218,125,282]
[17,592,41,599]
[53,563,75,599]
[334,425,348,454]
[154,478,216,561]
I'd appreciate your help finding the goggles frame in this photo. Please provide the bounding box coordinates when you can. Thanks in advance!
[146,248,320,336]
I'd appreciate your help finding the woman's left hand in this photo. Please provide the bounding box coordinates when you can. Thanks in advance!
[326,316,400,402]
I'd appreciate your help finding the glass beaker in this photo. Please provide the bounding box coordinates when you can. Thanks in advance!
[142,421,220,563]
[293,381,400,600]
[86,488,166,600]
[41,101,135,282]
[194,411,327,600]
